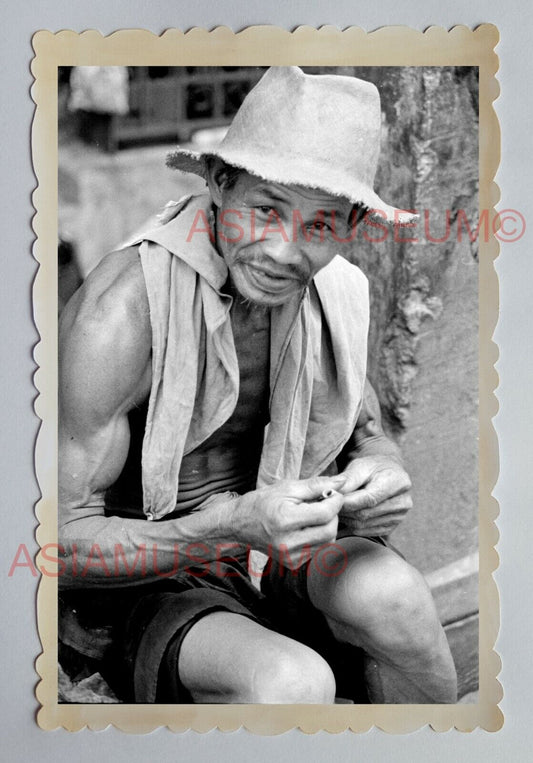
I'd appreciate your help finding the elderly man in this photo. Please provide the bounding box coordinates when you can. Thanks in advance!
[58,67,457,704]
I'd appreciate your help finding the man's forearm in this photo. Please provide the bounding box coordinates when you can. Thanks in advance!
[58,498,243,589]
[344,431,403,463]
[338,378,404,467]
[333,380,413,538]
[59,474,347,588]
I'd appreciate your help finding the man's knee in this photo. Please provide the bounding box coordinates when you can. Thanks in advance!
[178,611,336,704]
[364,556,442,652]
[309,540,442,651]
[246,645,336,704]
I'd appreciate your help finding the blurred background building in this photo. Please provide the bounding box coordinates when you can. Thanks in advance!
[58,66,479,701]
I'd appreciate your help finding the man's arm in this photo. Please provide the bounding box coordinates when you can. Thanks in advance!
[59,249,345,588]
[335,379,413,538]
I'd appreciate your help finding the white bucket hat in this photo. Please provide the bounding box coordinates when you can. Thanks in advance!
[167,66,416,224]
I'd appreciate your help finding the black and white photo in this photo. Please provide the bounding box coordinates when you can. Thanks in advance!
[31,26,501,732]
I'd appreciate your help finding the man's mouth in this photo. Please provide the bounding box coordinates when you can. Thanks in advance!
[244,263,305,293]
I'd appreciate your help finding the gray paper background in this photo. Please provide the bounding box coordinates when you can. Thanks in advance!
[1,0,531,759]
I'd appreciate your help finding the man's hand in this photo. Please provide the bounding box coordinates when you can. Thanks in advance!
[230,475,347,558]
[337,455,412,538]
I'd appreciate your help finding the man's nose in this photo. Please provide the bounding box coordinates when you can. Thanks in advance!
[261,236,304,268]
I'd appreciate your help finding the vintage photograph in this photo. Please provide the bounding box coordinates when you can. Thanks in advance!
[33,26,500,732]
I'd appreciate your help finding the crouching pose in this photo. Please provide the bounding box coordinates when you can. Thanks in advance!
[58,67,457,704]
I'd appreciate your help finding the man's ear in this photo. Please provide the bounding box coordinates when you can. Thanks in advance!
[205,158,228,208]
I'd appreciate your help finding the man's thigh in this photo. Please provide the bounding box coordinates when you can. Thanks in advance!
[306,536,436,648]
[307,536,396,633]
[177,611,336,703]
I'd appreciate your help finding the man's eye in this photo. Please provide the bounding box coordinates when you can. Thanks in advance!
[307,220,331,232]
[257,205,275,215]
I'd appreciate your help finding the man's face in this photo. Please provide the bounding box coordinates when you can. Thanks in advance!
[211,171,354,307]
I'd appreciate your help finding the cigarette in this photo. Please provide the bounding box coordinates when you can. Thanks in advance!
[320,488,336,501]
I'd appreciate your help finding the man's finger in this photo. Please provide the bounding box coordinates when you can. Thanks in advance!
[340,492,412,516]
[339,462,412,499]
[337,461,374,493]
[270,517,339,565]
[286,474,347,501]
[340,511,407,532]
[339,487,381,511]
[288,491,345,529]
[291,516,339,548]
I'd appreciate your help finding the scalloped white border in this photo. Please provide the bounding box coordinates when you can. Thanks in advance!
[31,24,502,733]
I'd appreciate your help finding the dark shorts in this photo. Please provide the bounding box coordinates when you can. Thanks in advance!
[59,548,375,703]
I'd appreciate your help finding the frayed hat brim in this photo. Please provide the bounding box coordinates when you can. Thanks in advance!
[166,147,418,225]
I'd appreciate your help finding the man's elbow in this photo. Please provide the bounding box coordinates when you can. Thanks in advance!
[56,525,103,589]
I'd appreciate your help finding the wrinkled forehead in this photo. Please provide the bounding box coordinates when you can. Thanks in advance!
[230,172,353,214]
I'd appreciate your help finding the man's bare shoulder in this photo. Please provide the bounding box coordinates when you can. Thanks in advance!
[62,247,148,328]
[59,247,152,420]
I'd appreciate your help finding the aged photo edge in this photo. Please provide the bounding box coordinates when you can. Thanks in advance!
[31,23,503,733]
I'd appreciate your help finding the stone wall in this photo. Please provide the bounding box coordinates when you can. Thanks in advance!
[346,67,479,577]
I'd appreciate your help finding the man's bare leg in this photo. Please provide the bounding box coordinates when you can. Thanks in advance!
[307,537,458,703]
[178,611,336,703]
